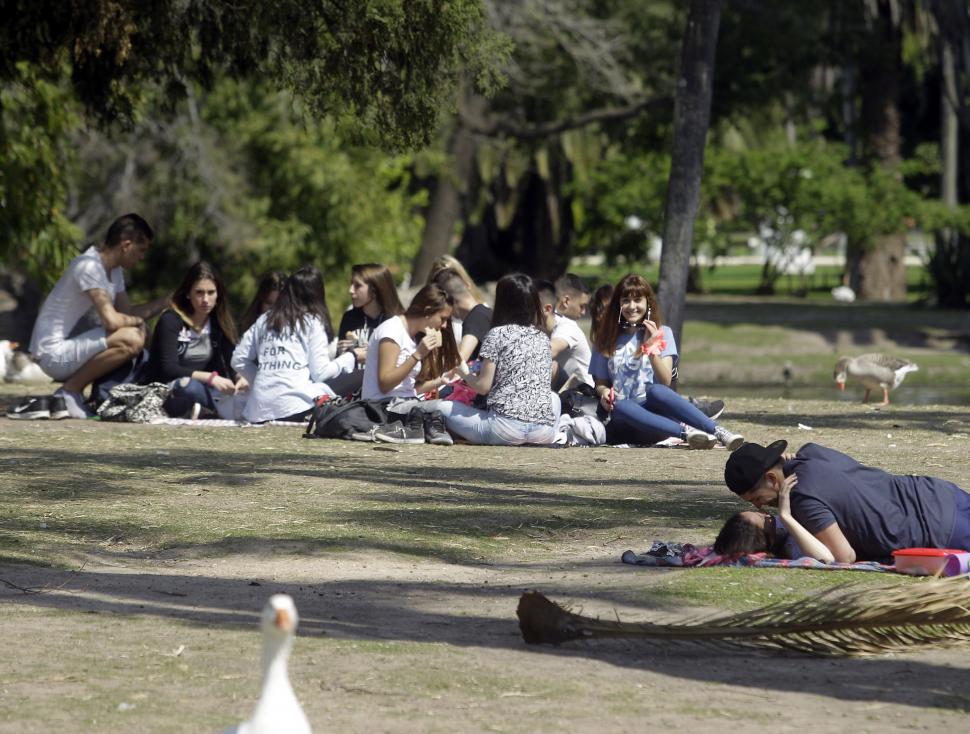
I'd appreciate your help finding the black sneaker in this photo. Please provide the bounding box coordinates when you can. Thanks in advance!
[423,411,453,446]
[6,396,51,420]
[374,420,425,444]
[48,395,70,420]
[689,396,725,421]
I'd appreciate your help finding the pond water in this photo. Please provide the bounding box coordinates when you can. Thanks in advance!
[684,384,970,407]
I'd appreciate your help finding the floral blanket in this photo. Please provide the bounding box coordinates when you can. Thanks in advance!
[621,541,893,572]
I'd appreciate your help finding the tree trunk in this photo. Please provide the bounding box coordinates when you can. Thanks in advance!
[656,0,723,348]
[853,0,906,302]
[848,235,907,301]
[410,94,485,285]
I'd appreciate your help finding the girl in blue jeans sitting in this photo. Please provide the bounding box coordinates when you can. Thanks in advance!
[148,261,244,418]
[444,273,560,445]
[589,274,744,450]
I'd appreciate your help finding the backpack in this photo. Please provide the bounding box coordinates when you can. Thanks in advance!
[304,397,391,439]
[560,383,609,423]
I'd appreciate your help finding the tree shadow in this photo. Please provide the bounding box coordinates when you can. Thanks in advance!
[1,562,967,713]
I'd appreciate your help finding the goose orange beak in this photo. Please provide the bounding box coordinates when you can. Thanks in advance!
[274,608,293,631]
[837,381,845,391]
[8,341,18,350]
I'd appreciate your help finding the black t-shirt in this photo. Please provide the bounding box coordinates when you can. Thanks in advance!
[461,304,493,361]
[788,443,958,561]
[337,308,388,350]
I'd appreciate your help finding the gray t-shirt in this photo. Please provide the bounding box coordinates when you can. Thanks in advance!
[29,246,126,356]
[479,324,555,425]
[788,443,958,561]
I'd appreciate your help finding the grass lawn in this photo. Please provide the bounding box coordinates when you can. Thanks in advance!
[1,295,969,732]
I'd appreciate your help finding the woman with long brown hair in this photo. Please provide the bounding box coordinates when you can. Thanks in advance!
[361,283,460,401]
[442,273,560,445]
[232,266,365,422]
[336,263,404,356]
[239,271,287,335]
[149,260,244,418]
[590,274,744,449]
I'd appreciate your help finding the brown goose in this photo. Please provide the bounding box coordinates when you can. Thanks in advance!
[833,354,918,405]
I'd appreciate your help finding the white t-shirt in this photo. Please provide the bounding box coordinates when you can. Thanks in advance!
[29,246,126,356]
[552,314,593,386]
[361,316,421,400]
[231,313,355,422]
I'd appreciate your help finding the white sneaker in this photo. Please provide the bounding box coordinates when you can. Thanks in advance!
[54,389,94,419]
[714,425,745,451]
[683,425,717,450]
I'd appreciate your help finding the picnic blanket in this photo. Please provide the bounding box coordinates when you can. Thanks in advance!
[147,417,305,428]
[621,541,893,572]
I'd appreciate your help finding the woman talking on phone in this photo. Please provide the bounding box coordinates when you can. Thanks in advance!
[590,274,744,450]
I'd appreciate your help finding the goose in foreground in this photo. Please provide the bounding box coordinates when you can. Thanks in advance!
[220,594,312,734]
[833,354,918,405]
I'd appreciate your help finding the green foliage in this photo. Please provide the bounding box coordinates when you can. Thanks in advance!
[116,79,428,311]
[0,0,503,150]
[0,62,82,288]
[574,131,945,293]
[571,149,669,263]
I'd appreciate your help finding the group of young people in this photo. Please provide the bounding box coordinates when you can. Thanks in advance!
[12,212,746,452]
[13,213,970,568]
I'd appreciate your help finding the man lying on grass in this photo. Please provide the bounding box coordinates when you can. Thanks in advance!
[719,441,970,563]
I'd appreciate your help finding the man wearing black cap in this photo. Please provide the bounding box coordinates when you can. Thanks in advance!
[724,441,970,563]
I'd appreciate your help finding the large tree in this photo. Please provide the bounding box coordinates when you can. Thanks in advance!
[656,0,722,349]
[0,0,503,289]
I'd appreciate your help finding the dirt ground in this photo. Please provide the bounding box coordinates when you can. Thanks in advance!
[1,395,970,733]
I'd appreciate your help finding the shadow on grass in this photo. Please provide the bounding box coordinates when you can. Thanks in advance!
[0,563,967,713]
[1,446,740,565]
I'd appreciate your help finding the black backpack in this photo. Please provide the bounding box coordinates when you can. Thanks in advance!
[304,397,390,439]
[559,383,609,422]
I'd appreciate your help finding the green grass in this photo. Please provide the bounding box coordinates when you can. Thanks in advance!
[572,262,934,302]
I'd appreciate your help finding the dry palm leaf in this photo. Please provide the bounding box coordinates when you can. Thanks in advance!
[517,578,970,657]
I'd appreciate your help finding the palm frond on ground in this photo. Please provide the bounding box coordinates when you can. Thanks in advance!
[517,578,970,656]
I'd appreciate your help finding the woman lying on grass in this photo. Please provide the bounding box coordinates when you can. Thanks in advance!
[714,472,836,562]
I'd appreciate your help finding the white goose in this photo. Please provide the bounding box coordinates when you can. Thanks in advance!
[0,341,52,383]
[833,353,918,405]
[221,594,312,734]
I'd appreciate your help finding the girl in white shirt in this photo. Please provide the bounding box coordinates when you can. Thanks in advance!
[361,284,461,400]
[232,266,364,422]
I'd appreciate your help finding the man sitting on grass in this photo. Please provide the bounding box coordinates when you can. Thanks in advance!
[19,213,169,419]
[724,440,970,562]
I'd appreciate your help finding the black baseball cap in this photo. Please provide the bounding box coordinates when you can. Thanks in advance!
[724,440,788,495]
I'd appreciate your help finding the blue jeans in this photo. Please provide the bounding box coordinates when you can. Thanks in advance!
[608,384,716,445]
[440,393,561,445]
[164,377,217,417]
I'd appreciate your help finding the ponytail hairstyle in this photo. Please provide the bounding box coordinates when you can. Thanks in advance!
[592,274,662,357]
[240,270,287,334]
[405,284,461,383]
[351,263,404,316]
[490,273,544,330]
[266,265,335,340]
[425,254,487,303]
[171,260,238,344]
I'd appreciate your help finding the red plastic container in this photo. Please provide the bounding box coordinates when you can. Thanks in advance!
[892,547,970,577]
